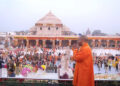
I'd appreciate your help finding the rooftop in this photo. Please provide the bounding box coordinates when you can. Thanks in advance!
[36,11,62,25]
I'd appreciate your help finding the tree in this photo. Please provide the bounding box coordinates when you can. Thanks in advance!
[92,30,107,36]
[116,33,120,36]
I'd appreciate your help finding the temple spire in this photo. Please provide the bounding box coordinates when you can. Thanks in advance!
[86,28,91,36]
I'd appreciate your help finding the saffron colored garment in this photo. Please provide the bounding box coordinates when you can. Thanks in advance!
[73,43,94,86]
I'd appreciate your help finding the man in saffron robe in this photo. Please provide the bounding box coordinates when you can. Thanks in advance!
[72,35,94,86]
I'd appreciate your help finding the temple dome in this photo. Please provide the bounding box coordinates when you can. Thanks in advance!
[36,11,62,24]
[29,26,36,32]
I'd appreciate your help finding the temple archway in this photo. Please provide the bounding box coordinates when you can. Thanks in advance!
[23,40,27,47]
[101,40,107,47]
[38,40,43,47]
[109,40,115,48]
[55,40,59,46]
[62,40,69,47]
[71,40,77,46]
[46,40,52,48]
[29,40,36,47]
[117,41,120,48]
[95,40,99,47]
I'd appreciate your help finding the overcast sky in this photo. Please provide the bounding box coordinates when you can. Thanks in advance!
[0,0,120,34]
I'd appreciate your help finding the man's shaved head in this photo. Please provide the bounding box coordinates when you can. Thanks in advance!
[77,35,88,46]
[78,35,88,43]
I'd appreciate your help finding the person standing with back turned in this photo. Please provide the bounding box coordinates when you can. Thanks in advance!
[72,35,94,86]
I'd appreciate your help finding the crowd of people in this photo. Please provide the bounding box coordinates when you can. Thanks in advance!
[93,52,120,73]
[0,45,74,78]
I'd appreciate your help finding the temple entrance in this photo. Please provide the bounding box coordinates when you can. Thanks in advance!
[62,40,69,47]
[39,40,43,47]
[23,40,27,47]
[101,40,107,47]
[55,40,59,48]
[109,40,115,48]
[29,40,36,47]
[46,40,52,48]
[71,40,77,46]
[95,40,99,47]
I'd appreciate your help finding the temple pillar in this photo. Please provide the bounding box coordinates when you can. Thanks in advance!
[43,40,46,48]
[36,40,39,46]
[107,40,109,48]
[115,40,117,48]
[52,40,55,48]
[59,40,62,47]
[26,39,29,47]
[92,40,95,48]
[69,40,71,46]
[98,40,101,48]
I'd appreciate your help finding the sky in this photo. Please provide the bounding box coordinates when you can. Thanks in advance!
[0,0,120,35]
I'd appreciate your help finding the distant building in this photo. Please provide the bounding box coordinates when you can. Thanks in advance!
[92,30,107,36]
[86,28,91,36]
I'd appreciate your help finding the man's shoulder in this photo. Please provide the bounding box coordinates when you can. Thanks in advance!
[83,44,91,50]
